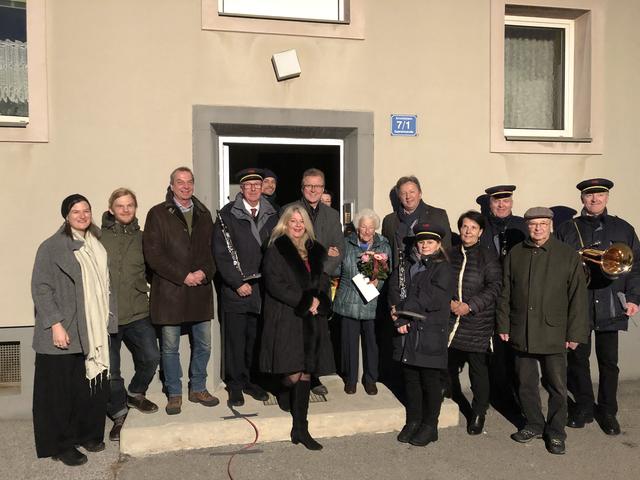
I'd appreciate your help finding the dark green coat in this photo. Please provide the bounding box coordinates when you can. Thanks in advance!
[496,236,589,354]
[100,212,149,326]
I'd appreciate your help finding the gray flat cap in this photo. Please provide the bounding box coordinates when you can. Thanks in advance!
[524,207,554,220]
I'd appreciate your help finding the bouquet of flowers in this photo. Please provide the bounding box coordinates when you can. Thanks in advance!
[358,251,390,281]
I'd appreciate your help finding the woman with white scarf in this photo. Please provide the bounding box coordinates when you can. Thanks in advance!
[31,194,116,467]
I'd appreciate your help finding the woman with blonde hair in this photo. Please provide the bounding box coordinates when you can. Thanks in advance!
[260,205,335,450]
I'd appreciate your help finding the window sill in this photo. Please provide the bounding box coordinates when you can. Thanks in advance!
[505,135,592,143]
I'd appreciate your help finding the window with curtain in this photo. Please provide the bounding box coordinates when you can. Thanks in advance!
[504,15,574,137]
[0,0,28,121]
[218,0,347,23]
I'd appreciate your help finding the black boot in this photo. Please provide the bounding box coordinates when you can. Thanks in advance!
[409,424,438,447]
[290,380,323,450]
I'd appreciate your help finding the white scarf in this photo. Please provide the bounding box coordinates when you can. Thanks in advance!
[73,229,110,382]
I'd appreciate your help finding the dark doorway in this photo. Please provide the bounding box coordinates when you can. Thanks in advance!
[226,143,341,209]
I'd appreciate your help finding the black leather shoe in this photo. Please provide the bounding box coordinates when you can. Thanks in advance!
[467,414,485,435]
[567,409,594,428]
[311,383,328,396]
[229,389,245,407]
[53,447,87,466]
[127,394,159,413]
[510,429,543,443]
[397,422,420,443]
[545,437,566,455]
[344,383,356,395]
[81,440,105,452]
[243,383,269,402]
[409,424,438,447]
[109,414,127,442]
[597,413,621,435]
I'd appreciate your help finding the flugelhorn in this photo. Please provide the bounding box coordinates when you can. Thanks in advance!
[579,242,634,279]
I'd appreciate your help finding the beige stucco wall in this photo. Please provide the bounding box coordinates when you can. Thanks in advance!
[1,0,639,376]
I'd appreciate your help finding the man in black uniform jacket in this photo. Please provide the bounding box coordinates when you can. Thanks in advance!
[556,178,640,435]
[479,185,527,422]
[213,168,279,406]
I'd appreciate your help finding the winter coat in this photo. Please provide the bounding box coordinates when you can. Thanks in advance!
[285,199,345,276]
[555,209,640,332]
[100,212,149,326]
[388,251,455,369]
[143,189,215,325]
[333,232,392,320]
[382,200,452,266]
[448,242,502,352]
[212,194,279,314]
[479,214,527,261]
[259,235,336,376]
[31,227,118,355]
[496,237,589,354]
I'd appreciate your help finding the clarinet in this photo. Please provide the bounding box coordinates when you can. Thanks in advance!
[398,248,407,300]
[216,211,261,282]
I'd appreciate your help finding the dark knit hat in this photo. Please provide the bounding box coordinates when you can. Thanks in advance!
[61,194,90,219]
[485,185,516,199]
[576,178,614,194]
[235,168,264,184]
[262,168,278,181]
[412,223,446,242]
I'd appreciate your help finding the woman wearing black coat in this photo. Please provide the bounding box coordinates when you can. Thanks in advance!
[260,205,335,450]
[389,223,455,447]
[448,211,502,435]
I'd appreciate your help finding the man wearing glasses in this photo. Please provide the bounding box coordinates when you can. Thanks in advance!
[213,168,279,406]
[497,207,588,455]
[288,168,344,395]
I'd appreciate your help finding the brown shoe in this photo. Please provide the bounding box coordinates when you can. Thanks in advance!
[127,393,159,413]
[166,395,182,415]
[344,383,357,395]
[189,389,220,407]
[109,414,127,441]
[364,383,378,395]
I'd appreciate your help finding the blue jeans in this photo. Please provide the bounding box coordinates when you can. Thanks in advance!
[107,317,160,419]
[161,321,211,396]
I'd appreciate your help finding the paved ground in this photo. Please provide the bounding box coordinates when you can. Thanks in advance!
[3,380,640,480]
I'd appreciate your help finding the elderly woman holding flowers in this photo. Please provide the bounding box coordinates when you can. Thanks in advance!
[333,209,391,395]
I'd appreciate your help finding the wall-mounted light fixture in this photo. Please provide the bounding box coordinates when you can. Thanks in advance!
[271,49,301,81]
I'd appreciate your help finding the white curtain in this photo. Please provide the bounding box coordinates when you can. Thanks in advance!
[504,29,561,130]
[0,39,28,104]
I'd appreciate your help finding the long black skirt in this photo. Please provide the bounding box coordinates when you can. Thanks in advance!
[32,353,108,458]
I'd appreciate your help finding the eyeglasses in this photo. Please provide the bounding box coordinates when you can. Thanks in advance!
[242,182,262,190]
[528,222,551,229]
[303,184,325,191]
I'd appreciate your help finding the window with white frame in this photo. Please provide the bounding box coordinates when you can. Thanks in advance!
[0,0,28,126]
[504,15,574,138]
[218,0,347,23]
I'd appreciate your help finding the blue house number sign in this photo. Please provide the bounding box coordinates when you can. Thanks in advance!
[391,114,417,136]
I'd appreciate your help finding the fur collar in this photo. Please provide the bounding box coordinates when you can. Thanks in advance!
[273,235,326,287]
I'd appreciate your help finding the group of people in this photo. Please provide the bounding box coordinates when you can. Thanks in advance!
[30,167,639,466]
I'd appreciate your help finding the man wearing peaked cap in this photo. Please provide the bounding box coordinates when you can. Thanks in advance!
[497,206,588,455]
[556,178,640,435]
[213,167,279,407]
[479,184,527,423]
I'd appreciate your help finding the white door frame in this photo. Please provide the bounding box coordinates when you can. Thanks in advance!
[218,136,344,212]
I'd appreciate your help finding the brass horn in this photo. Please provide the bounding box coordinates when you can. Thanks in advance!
[579,243,634,279]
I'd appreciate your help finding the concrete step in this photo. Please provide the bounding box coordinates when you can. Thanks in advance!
[120,375,459,457]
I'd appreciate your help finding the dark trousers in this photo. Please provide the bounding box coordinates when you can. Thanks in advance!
[448,348,490,416]
[568,330,619,415]
[33,353,108,458]
[107,317,161,419]
[340,316,379,385]
[402,364,443,427]
[515,351,567,440]
[224,311,259,391]
[489,334,521,414]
